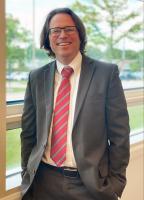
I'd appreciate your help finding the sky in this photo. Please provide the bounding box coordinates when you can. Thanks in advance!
[6,0,144,50]
[6,0,75,46]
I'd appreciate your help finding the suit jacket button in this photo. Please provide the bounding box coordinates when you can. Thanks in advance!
[33,169,36,174]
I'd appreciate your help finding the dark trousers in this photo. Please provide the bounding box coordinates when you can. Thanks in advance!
[22,162,95,200]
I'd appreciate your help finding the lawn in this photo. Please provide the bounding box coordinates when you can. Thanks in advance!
[6,104,144,170]
[128,104,144,132]
[6,128,21,171]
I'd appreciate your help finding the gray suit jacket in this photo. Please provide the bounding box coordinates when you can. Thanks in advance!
[21,55,130,200]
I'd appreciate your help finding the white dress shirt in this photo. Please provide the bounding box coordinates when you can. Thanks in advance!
[42,52,82,168]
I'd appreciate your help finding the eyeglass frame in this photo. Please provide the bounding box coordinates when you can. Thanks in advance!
[48,26,77,36]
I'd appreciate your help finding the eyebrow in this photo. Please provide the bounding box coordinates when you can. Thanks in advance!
[49,26,76,30]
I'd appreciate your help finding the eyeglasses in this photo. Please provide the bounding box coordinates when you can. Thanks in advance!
[49,26,77,36]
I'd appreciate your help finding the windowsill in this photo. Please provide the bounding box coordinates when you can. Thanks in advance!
[6,167,21,190]
[6,173,21,190]
[130,130,144,144]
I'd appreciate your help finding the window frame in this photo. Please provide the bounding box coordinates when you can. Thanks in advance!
[0,0,6,198]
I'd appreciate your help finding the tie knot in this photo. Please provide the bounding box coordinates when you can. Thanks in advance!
[61,67,73,79]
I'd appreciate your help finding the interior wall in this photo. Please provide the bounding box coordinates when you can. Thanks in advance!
[122,142,144,200]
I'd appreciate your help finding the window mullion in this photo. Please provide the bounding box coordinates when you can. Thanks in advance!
[0,0,6,197]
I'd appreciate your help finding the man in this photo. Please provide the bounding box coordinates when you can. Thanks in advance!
[21,7,130,200]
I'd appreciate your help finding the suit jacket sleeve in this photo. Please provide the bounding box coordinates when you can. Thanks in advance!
[106,65,130,197]
[21,72,37,177]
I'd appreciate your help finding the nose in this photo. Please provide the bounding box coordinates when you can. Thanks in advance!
[59,29,68,38]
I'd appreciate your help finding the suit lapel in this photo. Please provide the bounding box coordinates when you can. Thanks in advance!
[43,57,96,135]
[73,56,96,128]
[44,61,56,134]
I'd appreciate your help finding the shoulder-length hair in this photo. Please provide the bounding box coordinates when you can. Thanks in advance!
[40,7,87,57]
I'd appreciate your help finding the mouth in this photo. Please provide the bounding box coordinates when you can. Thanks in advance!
[57,42,72,46]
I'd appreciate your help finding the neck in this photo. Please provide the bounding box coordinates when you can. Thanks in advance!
[56,53,79,65]
[56,57,73,65]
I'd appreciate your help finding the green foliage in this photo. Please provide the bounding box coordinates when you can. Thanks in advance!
[86,46,103,59]
[35,48,48,60]
[6,129,21,170]
[6,14,32,72]
[6,14,30,45]
[128,105,144,131]
[72,0,106,45]
[71,0,143,60]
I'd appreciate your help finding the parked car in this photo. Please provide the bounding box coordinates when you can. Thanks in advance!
[13,72,29,80]
[119,71,136,80]
[6,72,29,81]
[132,71,143,80]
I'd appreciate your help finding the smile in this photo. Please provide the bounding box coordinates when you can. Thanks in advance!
[57,42,72,46]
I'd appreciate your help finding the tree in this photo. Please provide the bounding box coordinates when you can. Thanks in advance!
[6,14,31,72]
[71,0,143,60]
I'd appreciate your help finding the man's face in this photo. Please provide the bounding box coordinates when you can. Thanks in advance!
[49,13,80,64]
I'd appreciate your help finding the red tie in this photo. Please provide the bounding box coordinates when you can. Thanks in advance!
[50,67,73,166]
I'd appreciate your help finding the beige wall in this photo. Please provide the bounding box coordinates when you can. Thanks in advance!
[122,142,144,200]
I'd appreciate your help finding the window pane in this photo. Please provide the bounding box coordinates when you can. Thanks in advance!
[6,129,21,190]
[6,0,33,101]
[128,104,144,133]
[6,0,74,101]
[6,129,21,172]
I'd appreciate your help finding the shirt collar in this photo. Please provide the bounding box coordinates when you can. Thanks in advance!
[56,51,82,75]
